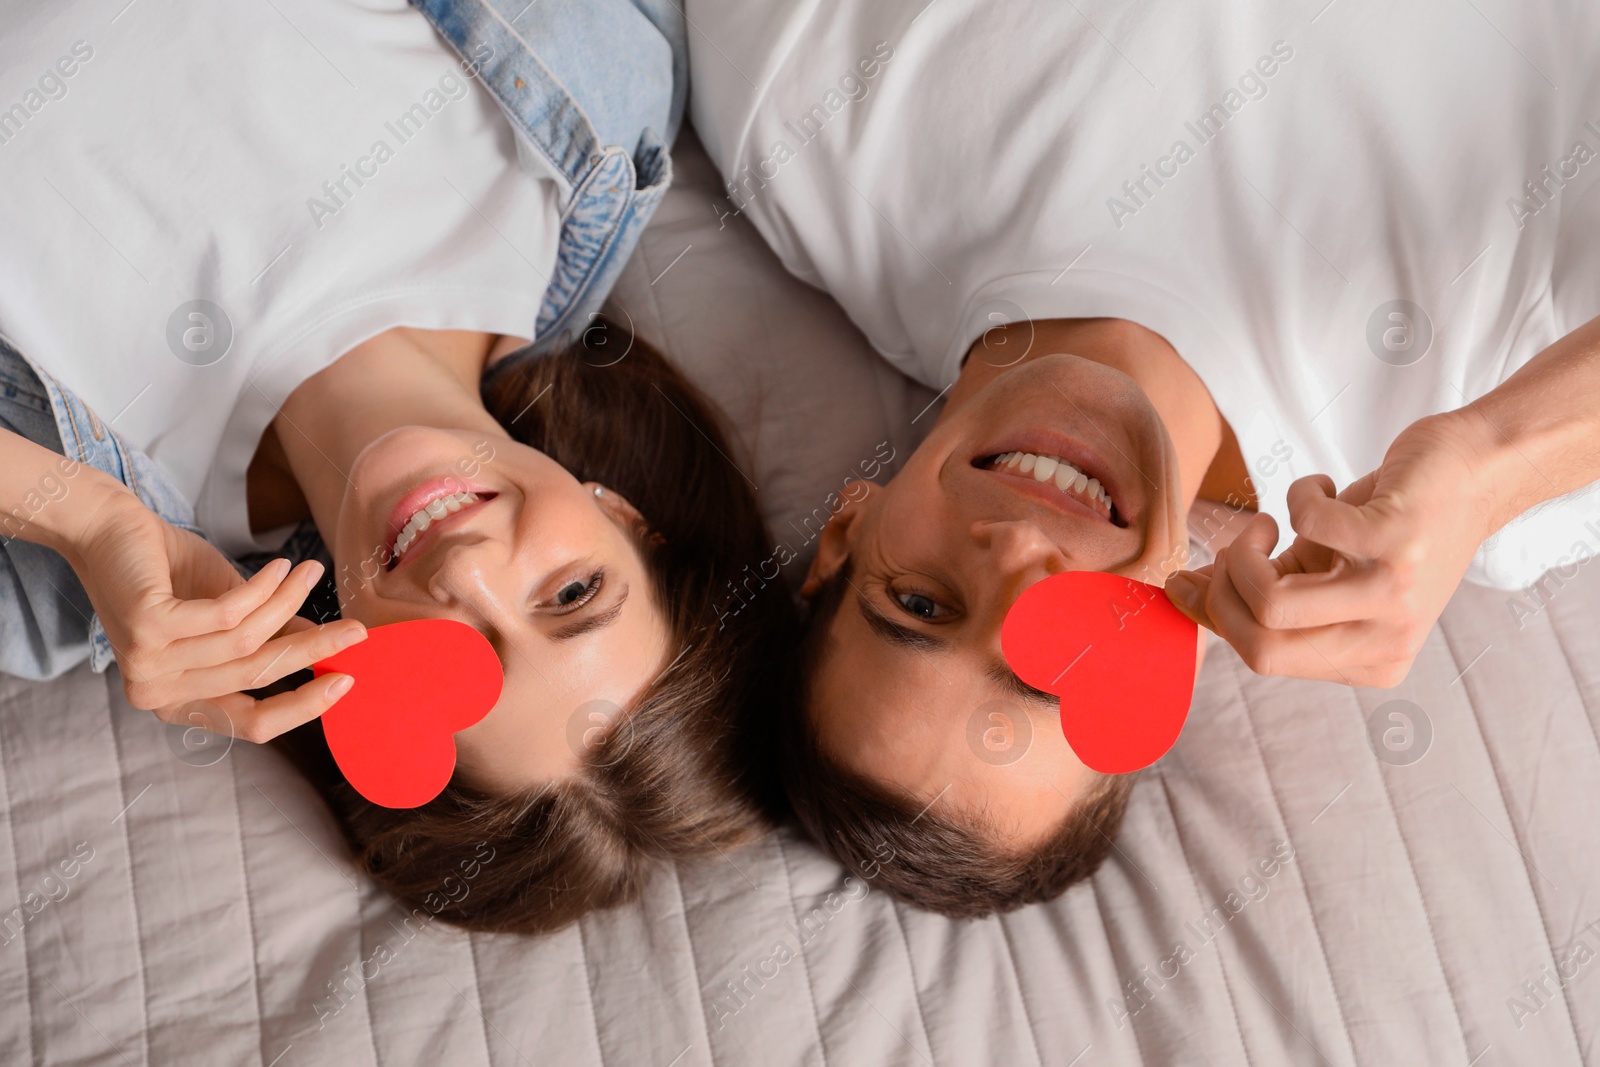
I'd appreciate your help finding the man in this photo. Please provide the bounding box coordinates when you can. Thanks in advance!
[687,0,1600,912]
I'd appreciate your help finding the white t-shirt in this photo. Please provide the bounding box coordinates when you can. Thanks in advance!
[0,0,561,555]
[688,0,1600,590]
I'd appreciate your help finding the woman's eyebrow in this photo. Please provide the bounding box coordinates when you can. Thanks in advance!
[550,587,630,642]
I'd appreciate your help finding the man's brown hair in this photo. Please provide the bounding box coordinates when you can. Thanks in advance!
[277,320,795,934]
[780,562,1136,918]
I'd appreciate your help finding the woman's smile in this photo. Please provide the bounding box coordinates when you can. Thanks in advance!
[385,478,498,569]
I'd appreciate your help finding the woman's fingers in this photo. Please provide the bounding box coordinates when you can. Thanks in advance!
[160,671,356,746]
[185,617,366,700]
[157,560,326,673]
[161,556,290,638]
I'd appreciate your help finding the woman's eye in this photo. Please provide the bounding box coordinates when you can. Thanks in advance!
[895,591,947,620]
[549,572,603,611]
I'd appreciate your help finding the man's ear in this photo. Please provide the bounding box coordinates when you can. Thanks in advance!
[801,493,867,597]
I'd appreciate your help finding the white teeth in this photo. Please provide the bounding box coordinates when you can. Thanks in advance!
[392,491,480,562]
[989,452,1112,518]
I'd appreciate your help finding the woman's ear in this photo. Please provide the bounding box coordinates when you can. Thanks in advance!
[800,493,867,597]
[585,482,647,528]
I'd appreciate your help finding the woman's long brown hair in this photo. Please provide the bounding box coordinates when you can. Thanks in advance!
[276,320,795,933]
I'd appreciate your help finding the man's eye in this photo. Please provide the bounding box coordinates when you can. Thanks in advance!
[896,591,945,619]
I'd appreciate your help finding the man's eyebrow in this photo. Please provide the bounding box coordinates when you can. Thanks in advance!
[855,590,950,652]
[550,587,629,642]
[985,660,1059,708]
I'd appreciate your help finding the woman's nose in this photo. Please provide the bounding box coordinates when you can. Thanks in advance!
[423,536,502,605]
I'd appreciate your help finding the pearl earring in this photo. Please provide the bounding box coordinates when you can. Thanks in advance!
[594,487,604,497]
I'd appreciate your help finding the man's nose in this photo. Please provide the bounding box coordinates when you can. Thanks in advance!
[970,519,1068,593]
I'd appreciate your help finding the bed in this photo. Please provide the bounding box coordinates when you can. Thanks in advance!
[2,129,1597,1066]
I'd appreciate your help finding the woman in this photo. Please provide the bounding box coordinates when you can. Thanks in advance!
[0,0,792,932]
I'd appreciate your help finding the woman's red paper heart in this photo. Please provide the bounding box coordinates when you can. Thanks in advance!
[312,618,503,808]
[1000,572,1197,774]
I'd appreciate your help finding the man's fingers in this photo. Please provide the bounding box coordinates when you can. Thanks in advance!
[159,561,326,672]
[1164,568,1216,633]
[1286,474,1390,559]
[1200,549,1370,684]
[1227,527,1389,630]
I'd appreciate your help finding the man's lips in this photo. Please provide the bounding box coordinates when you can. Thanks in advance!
[971,431,1130,527]
[983,456,1120,524]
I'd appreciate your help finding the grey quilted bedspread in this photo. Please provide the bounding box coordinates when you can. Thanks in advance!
[2,559,1598,1065]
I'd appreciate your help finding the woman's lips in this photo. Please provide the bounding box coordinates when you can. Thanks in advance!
[383,476,497,569]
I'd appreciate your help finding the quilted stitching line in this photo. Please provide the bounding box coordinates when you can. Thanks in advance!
[994,915,1045,1067]
[1224,657,1359,1067]
[1523,614,1600,1062]
[1152,769,1256,1067]
[1542,589,1600,764]
[353,880,381,1065]
[575,909,609,1066]
[1365,743,1477,1062]
[463,934,497,1066]
[1085,873,1154,1066]
[225,753,267,1067]
[884,900,937,1066]
[0,683,36,1066]
[1437,615,1585,1062]
[774,833,831,1067]
[105,678,152,1066]
[665,862,717,1067]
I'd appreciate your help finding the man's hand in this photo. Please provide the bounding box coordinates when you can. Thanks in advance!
[1164,414,1495,687]
[59,488,366,742]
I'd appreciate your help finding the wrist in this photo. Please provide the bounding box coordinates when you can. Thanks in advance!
[1435,404,1561,540]
[28,469,145,560]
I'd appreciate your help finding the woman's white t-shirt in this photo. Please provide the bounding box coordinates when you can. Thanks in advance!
[687,0,1600,589]
[0,0,561,555]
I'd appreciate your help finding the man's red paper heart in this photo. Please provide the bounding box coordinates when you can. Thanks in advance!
[1000,572,1197,774]
[313,618,503,808]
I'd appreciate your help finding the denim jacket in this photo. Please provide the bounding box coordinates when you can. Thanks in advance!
[0,0,684,681]
[415,0,686,357]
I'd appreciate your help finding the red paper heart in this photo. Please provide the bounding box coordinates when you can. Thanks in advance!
[313,619,503,808]
[1000,572,1197,774]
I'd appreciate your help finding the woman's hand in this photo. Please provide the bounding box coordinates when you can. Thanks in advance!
[59,487,366,742]
[1163,414,1496,687]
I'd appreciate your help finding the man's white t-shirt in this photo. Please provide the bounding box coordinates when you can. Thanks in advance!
[688,0,1600,590]
[0,0,561,555]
